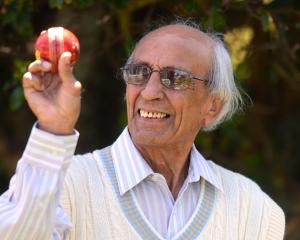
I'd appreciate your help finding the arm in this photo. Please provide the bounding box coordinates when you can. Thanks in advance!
[0,52,82,239]
[265,195,285,240]
[0,125,79,239]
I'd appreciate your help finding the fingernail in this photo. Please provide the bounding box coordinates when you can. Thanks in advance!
[64,52,72,57]
[63,52,72,63]
[74,81,81,89]
[42,61,52,69]
[24,72,32,80]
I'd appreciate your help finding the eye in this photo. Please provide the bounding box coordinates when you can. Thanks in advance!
[124,64,150,85]
[162,68,191,90]
[173,73,191,90]
[130,64,150,75]
[161,78,171,87]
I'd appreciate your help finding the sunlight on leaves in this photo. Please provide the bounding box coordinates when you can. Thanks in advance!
[263,0,274,5]
[259,10,276,33]
[224,27,254,71]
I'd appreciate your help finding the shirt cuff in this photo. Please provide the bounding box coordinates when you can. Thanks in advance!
[22,122,79,171]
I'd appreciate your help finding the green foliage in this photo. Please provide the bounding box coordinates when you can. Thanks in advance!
[48,0,95,9]
[1,59,28,110]
[49,0,64,9]
[184,0,201,12]
[9,60,28,110]
[0,0,33,36]
[9,86,24,111]
[107,0,129,9]
[209,11,226,30]
[258,9,276,33]
[0,0,300,238]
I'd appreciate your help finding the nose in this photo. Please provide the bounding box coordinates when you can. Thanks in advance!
[140,71,164,100]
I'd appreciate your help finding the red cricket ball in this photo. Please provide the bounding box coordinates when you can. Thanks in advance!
[35,27,80,72]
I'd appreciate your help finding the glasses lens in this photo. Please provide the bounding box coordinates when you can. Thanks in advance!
[161,68,191,90]
[123,64,150,85]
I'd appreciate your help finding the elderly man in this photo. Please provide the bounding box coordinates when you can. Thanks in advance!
[0,23,285,239]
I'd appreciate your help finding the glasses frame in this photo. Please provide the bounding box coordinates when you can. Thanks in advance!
[120,63,209,90]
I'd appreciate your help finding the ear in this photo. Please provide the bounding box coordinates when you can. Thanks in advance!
[203,95,223,128]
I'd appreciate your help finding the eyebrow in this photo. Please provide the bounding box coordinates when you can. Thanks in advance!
[125,60,208,83]
[129,59,191,73]
[130,59,150,66]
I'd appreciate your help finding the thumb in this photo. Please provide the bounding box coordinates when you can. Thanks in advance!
[58,52,75,85]
[58,52,81,96]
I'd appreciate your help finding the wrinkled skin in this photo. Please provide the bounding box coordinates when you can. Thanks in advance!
[126,25,223,198]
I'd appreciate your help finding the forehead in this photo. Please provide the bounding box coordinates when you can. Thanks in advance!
[132,25,213,75]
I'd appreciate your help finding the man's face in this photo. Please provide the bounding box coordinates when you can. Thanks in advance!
[126,26,215,148]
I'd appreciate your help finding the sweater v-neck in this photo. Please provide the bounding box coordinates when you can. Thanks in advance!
[99,147,216,240]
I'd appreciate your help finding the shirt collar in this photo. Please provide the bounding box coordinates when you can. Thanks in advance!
[189,145,223,192]
[111,127,153,195]
[111,127,223,195]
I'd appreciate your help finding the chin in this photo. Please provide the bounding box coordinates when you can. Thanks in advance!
[129,127,168,147]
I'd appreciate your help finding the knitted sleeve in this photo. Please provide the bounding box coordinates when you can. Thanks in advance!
[209,161,286,240]
[237,174,286,240]
[264,194,285,240]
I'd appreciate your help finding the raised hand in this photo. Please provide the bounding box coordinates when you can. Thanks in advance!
[22,52,82,135]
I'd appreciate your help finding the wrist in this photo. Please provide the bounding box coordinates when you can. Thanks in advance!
[37,122,75,135]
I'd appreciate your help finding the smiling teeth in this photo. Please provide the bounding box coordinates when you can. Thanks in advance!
[140,110,167,119]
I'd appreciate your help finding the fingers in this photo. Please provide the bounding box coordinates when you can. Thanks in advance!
[28,59,52,73]
[24,53,81,96]
[22,72,45,91]
[58,52,74,85]
[74,80,82,92]
[58,52,82,96]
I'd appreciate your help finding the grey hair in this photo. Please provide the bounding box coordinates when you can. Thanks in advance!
[127,20,245,131]
[203,33,244,131]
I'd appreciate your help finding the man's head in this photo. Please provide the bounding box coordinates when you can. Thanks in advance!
[123,23,243,148]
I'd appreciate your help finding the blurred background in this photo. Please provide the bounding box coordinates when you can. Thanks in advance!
[0,0,299,238]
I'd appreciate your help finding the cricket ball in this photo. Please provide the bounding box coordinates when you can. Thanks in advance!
[35,27,80,72]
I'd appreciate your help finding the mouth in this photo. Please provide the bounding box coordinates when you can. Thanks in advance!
[138,109,170,119]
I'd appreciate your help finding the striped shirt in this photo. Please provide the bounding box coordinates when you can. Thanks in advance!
[111,127,223,239]
[0,125,222,239]
[0,124,78,239]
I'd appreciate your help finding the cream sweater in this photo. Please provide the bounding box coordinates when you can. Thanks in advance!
[60,147,285,240]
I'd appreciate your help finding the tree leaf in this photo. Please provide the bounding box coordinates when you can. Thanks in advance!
[49,0,64,9]
[9,86,24,111]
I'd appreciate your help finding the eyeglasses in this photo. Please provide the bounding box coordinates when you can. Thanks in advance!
[121,63,208,90]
